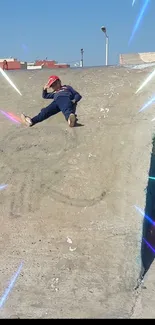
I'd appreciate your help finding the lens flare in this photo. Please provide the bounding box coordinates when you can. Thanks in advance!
[129,0,151,45]
[0,110,21,124]
[134,205,155,226]
[0,262,23,309]
[22,43,28,52]
[0,67,22,96]
[139,96,155,112]
[143,238,155,254]
[132,0,136,6]
[7,112,22,123]
[0,184,8,190]
[136,68,155,94]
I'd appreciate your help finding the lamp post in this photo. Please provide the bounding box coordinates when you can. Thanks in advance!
[101,26,109,66]
[80,48,84,68]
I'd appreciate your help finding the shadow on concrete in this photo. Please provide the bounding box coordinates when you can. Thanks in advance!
[75,122,84,127]
[140,136,155,281]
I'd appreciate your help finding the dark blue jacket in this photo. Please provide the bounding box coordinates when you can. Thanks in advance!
[42,85,82,103]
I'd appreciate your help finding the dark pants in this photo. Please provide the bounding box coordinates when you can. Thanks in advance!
[31,97,76,125]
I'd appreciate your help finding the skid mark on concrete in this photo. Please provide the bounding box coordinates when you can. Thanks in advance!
[6,169,41,218]
[50,189,106,207]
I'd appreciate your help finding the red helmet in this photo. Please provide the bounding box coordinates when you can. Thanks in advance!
[47,75,60,87]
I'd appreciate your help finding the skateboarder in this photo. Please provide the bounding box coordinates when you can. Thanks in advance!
[21,75,82,128]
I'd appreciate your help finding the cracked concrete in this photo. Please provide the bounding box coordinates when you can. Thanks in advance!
[0,66,155,318]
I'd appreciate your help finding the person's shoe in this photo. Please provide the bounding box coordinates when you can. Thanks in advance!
[68,113,76,127]
[21,113,33,127]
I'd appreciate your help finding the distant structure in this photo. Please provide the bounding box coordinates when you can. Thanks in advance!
[120,52,155,65]
[80,49,84,68]
[34,60,70,69]
[0,58,20,70]
[0,58,70,70]
[3,60,8,70]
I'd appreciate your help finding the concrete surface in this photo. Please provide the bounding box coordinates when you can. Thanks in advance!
[0,67,155,318]
[120,52,155,65]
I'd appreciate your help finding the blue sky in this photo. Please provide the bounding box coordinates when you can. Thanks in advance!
[0,0,154,66]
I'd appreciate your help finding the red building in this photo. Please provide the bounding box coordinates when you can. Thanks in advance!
[0,59,21,70]
[35,60,70,69]
[0,58,70,70]
[35,60,57,68]
[53,63,70,69]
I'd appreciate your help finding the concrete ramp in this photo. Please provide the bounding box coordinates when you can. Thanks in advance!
[0,67,155,318]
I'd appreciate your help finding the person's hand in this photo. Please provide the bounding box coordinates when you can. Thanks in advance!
[43,83,49,90]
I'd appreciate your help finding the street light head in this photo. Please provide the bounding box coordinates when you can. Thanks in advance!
[101,26,106,33]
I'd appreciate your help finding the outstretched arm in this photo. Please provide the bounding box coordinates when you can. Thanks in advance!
[68,86,82,103]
